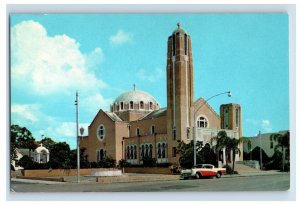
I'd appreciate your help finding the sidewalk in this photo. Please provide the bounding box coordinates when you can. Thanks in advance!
[222,170,286,178]
[11,178,65,185]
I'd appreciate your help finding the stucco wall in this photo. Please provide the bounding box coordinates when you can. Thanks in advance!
[22,168,117,177]
[87,110,116,162]
[130,115,167,137]
[124,167,172,175]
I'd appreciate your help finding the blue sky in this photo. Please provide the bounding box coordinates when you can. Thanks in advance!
[10,14,289,149]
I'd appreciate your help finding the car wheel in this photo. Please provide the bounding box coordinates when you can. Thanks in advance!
[216,172,221,178]
[195,172,201,179]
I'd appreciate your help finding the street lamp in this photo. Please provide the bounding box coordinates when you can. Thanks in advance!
[193,91,232,167]
[259,131,262,170]
[75,91,80,183]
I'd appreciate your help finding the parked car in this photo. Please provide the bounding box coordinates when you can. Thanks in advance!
[180,164,226,179]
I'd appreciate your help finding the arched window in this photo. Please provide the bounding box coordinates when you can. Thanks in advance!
[162,143,166,158]
[141,145,145,158]
[149,102,153,110]
[184,34,188,55]
[197,116,208,128]
[130,146,133,159]
[120,102,124,110]
[149,144,153,158]
[172,34,176,56]
[150,125,155,135]
[145,144,149,157]
[97,124,105,141]
[134,145,137,159]
[157,143,161,158]
[97,149,106,161]
[126,146,130,159]
[130,101,134,109]
[173,128,176,140]
[136,128,140,136]
[140,101,144,109]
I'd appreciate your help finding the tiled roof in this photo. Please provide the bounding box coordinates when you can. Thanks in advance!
[105,112,123,122]
[142,107,167,120]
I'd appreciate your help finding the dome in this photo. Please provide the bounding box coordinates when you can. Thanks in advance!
[173,22,187,34]
[114,90,158,105]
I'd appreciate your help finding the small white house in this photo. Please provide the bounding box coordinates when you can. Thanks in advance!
[12,143,50,170]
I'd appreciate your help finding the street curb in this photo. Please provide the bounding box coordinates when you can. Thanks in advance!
[11,178,65,185]
[222,172,288,178]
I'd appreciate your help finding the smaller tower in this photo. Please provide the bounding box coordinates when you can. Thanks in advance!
[220,103,243,160]
[220,104,242,135]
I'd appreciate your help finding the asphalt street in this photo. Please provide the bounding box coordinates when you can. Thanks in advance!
[10,173,289,192]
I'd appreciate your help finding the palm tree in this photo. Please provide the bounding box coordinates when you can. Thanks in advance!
[270,131,290,171]
[210,131,230,167]
[227,137,245,173]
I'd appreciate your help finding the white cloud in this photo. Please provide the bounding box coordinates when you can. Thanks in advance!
[262,120,272,132]
[109,30,133,45]
[54,122,89,138]
[11,104,40,123]
[81,93,113,114]
[137,67,164,82]
[43,122,90,148]
[11,20,106,96]
[85,47,104,71]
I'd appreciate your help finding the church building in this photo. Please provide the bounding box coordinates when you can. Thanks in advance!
[80,23,243,167]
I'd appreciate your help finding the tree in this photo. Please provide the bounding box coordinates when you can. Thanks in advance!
[48,142,72,169]
[40,137,56,150]
[11,124,37,151]
[176,140,202,169]
[10,124,37,164]
[270,131,290,171]
[10,127,18,164]
[18,155,34,170]
[210,131,230,167]
[227,137,244,173]
[70,148,90,168]
[198,143,217,166]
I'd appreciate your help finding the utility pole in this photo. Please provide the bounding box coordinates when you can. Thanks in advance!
[259,131,262,170]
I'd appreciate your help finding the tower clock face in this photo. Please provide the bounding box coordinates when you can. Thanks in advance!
[97,124,105,141]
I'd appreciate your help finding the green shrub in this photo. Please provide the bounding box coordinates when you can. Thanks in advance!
[223,165,238,175]
[97,156,116,168]
[118,159,131,168]
[90,162,98,168]
[142,156,156,167]
[18,155,50,170]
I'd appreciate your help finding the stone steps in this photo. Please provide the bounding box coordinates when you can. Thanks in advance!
[234,163,262,174]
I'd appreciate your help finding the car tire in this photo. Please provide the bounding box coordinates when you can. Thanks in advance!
[195,172,201,179]
[216,172,221,178]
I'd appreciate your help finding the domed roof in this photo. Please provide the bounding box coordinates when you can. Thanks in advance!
[114,90,158,104]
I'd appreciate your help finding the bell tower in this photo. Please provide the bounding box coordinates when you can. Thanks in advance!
[167,23,194,159]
